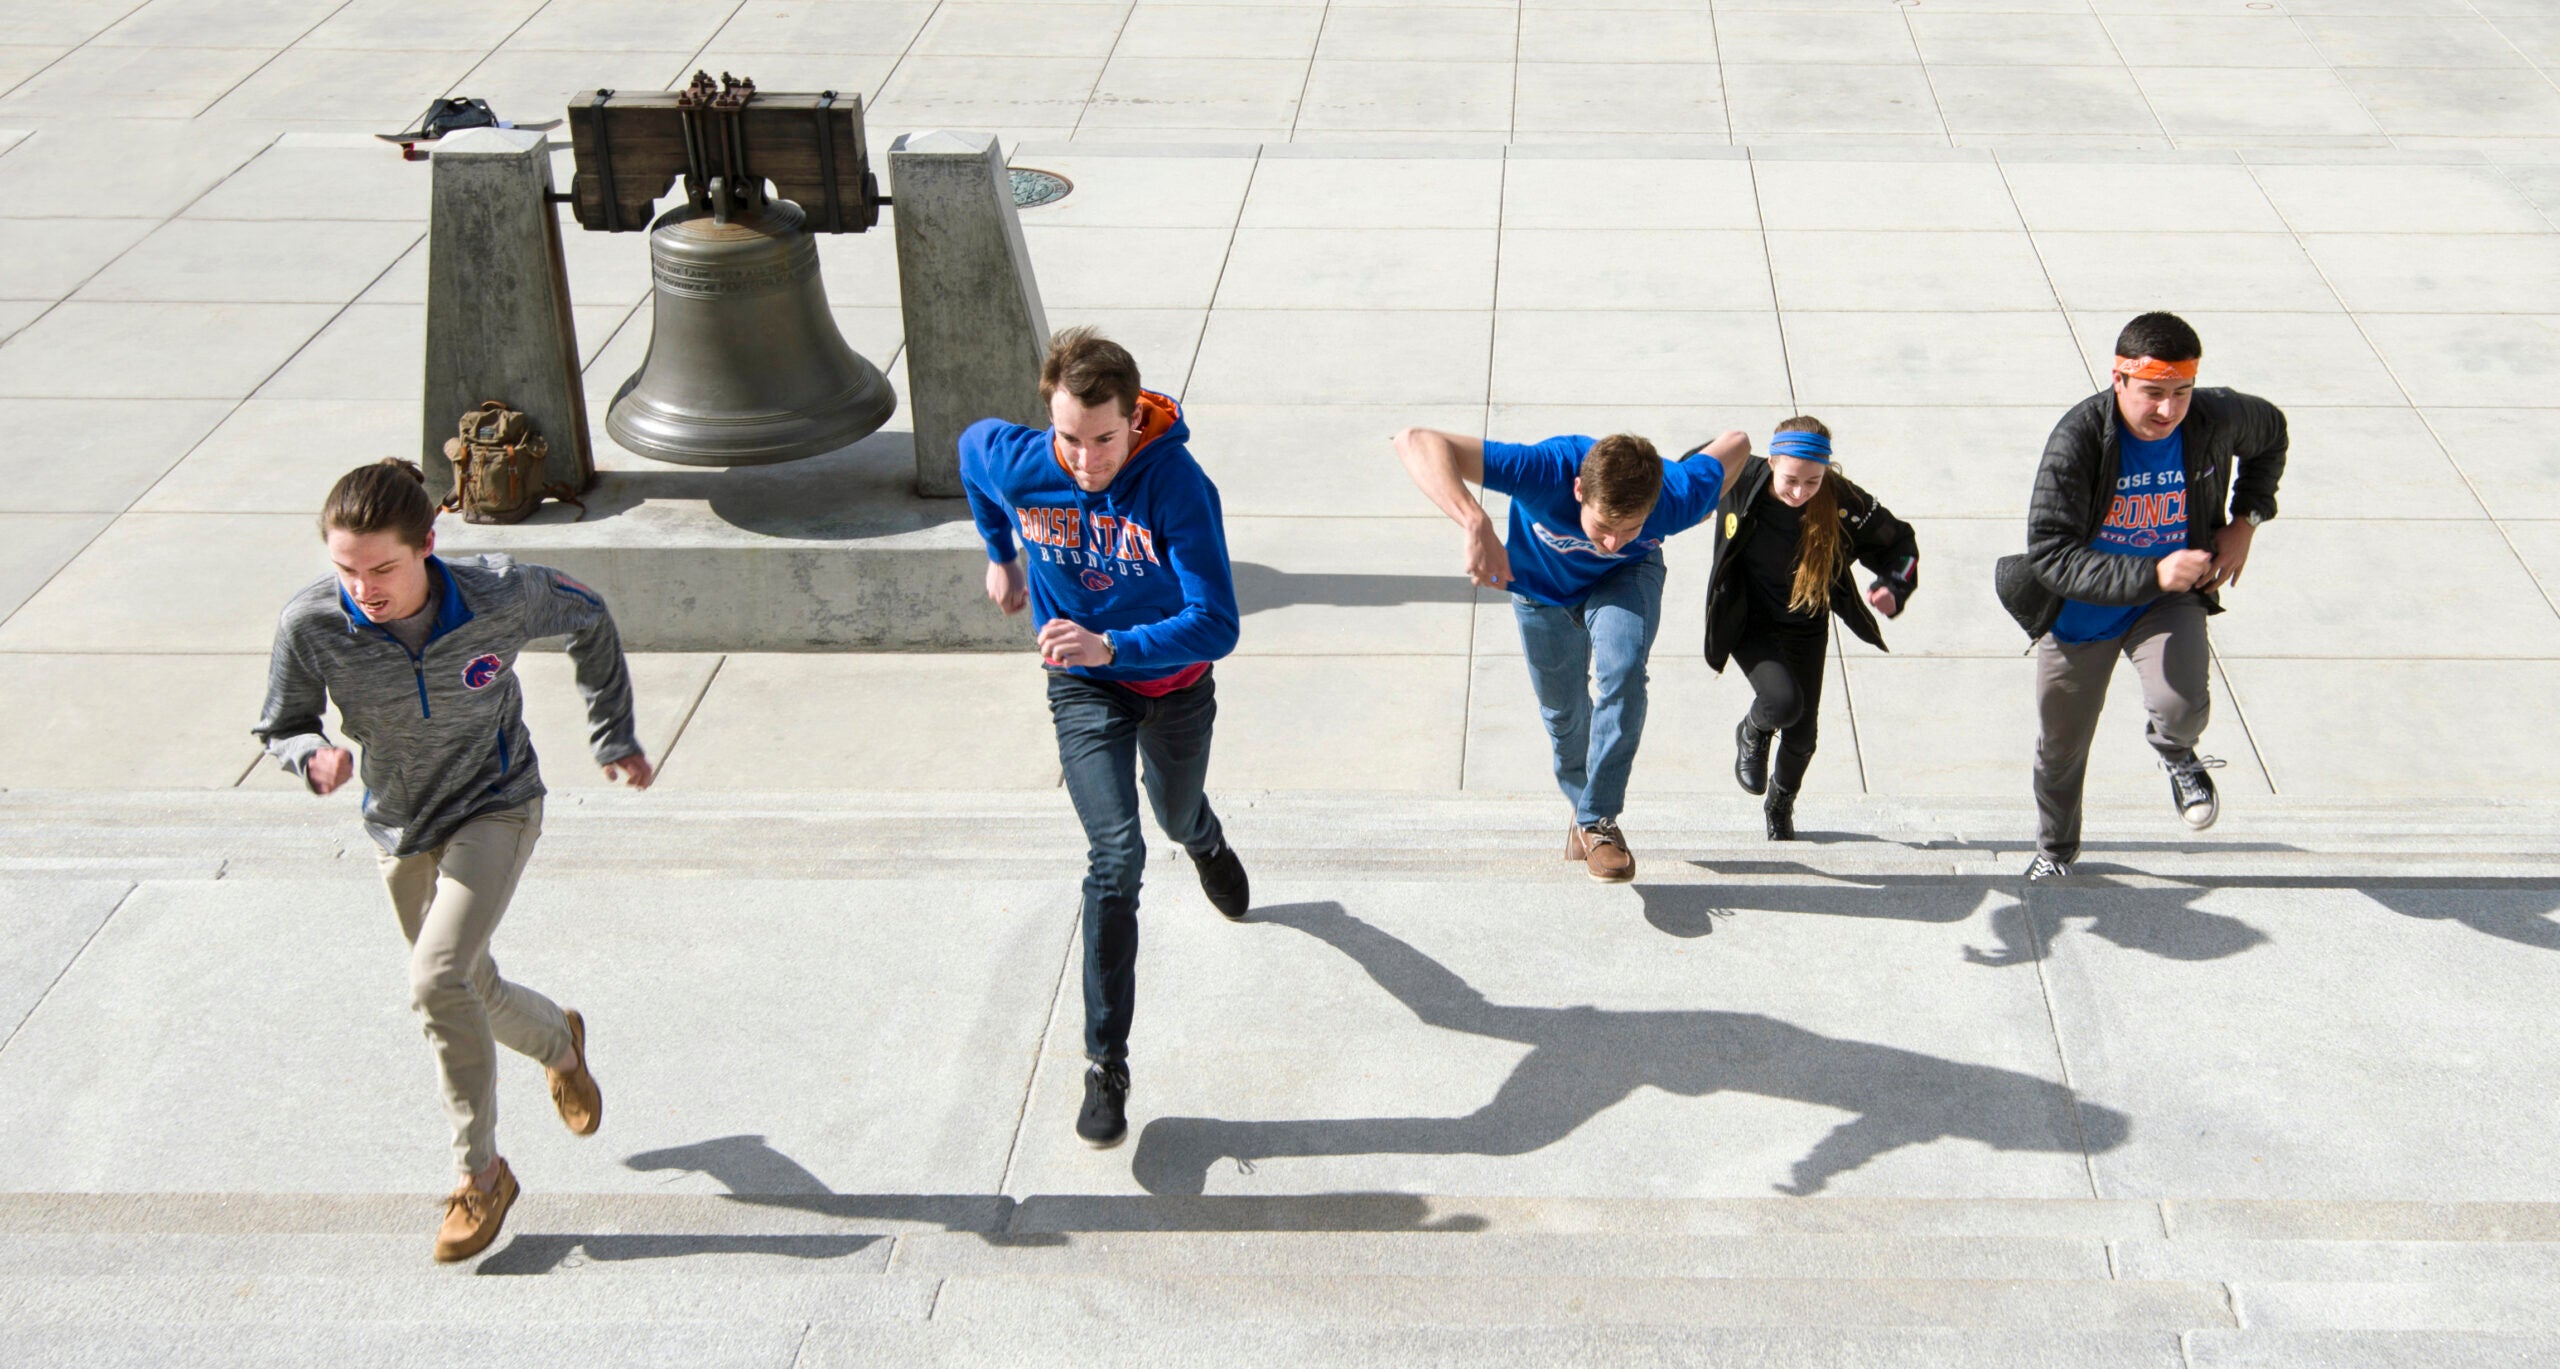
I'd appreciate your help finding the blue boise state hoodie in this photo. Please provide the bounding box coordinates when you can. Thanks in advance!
[959,390,1240,683]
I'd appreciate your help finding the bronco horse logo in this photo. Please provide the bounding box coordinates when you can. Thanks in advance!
[461,653,505,690]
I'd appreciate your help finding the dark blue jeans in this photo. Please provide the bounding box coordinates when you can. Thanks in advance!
[1046,668,1226,1065]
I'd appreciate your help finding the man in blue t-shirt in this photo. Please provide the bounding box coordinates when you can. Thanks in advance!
[2013,311,2288,882]
[1397,425,1751,881]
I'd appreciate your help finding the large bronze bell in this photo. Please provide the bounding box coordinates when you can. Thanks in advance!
[607,195,896,466]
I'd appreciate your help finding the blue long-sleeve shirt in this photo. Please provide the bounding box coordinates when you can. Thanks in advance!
[959,390,1240,682]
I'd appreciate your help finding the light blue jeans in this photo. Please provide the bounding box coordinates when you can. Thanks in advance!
[1511,553,1666,827]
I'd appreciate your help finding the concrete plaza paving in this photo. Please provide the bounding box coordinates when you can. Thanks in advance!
[3,0,2560,1364]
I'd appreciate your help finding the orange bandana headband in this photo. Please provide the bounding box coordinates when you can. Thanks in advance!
[2114,355,2199,383]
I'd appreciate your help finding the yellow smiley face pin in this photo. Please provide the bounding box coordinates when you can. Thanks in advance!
[1724,511,1739,539]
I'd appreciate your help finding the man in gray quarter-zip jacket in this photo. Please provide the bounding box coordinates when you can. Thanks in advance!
[257,461,650,1263]
[255,553,641,856]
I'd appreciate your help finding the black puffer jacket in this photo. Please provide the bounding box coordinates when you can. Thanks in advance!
[1702,455,1920,673]
[1995,387,2288,641]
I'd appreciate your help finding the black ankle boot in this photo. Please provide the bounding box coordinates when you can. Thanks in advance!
[1764,784,1797,841]
[1734,719,1774,796]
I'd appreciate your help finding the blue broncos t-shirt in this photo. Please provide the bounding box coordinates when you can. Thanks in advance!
[1479,435,1723,607]
[2050,424,2189,644]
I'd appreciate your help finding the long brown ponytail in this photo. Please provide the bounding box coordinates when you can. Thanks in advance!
[1775,416,1844,617]
[321,458,436,548]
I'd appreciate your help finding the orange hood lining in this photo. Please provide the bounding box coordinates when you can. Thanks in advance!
[1053,390,1181,478]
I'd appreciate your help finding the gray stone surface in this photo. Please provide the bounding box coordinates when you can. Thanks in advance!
[2041,882,2560,1199]
[420,127,590,507]
[0,880,125,1046]
[4,9,2560,1359]
[437,434,1018,651]
[889,130,1049,498]
[0,874,1069,1194]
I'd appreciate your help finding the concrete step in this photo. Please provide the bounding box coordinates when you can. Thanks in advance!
[0,1319,2205,1369]
[9,790,2560,881]
[0,1320,814,1369]
[929,1270,2230,1329]
[886,1230,2117,1281]
[2184,1329,2560,1368]
[11,1314,2556,1369]
[8,1193,2554,1242]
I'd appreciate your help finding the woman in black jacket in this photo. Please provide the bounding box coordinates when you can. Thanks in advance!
[1700,418,1919,839]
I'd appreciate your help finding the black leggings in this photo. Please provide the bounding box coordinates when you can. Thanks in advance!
[1733,615,1828,794]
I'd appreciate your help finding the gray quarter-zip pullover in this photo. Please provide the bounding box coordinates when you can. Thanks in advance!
[254,554,639,857]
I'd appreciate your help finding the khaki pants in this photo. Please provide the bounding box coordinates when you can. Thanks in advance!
[376,798,571,1177]
[2033,596,2211,863]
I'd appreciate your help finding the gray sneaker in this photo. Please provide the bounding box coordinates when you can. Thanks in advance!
[2025,854,2073,883]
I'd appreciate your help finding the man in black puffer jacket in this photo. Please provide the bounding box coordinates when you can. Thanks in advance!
[1994,312,2287,882]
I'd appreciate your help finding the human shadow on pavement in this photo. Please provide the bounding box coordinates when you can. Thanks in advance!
[1660,865,2560,962]
[1130,901,2128,1198]
[476,1134,891,1273]
[1645,872,2269,968]
[1231,561,1476,613]
[478,1132,1481,1274]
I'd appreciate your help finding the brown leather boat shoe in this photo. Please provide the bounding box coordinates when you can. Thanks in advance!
[548,1009,601,1137]
[433,1158,518,1263]
[1566,819,1635,883]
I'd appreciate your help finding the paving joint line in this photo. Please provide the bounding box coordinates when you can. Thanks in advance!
[1064,0,1137,141]
[1284,2,1331,144]
[2017,879,2104,1200]
[992,897,1082,1201]
[666,2,757,105]
[2279,10,2399,151]
[0,1,172,105]
[190,0,365,118]
[0,880,133,1059]
[1897,2,1957,149]
[0,124,293,637]
[645,653,728,787]
[2206,646,2281,797]
[1741,154,1798,410]
[2237,156,2560,626]
[438,0,566,103]
[856,0,951,130]
[1178,145,1260,397]
[1988,153,2102,394]
[1831,629,1873,795]
[1454,150,1510,792]
[2090,10,2177,150]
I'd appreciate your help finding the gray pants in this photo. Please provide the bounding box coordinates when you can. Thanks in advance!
[375,798,572,1177]
[2033,596,2210,862]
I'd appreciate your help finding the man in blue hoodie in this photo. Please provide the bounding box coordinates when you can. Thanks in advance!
[961,327,1247,1149]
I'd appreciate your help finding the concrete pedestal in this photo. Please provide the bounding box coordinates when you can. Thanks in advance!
[437,431,1017,651]
[421,127,593,505]
[888,131,1050,498]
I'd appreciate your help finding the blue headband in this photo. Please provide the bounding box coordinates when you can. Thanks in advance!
[1768,430,1831,465]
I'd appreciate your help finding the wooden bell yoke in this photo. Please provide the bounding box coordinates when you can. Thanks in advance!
[564,71,885,234]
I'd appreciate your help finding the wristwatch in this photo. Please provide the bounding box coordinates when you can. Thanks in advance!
[2244,510,2267,528]
[1101,631,1118,664]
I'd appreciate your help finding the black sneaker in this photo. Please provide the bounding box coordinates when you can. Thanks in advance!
[1734,719,1773,797]
[1191,843,1250,920]
[2162,753,2226,831]
[1077,1061,1130,1148]
[2025,854,2072,883]
[1764,785,1797,841]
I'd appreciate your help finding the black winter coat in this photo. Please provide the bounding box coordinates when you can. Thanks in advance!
[1995,387,2288,641]
[1702,456,1921,673]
